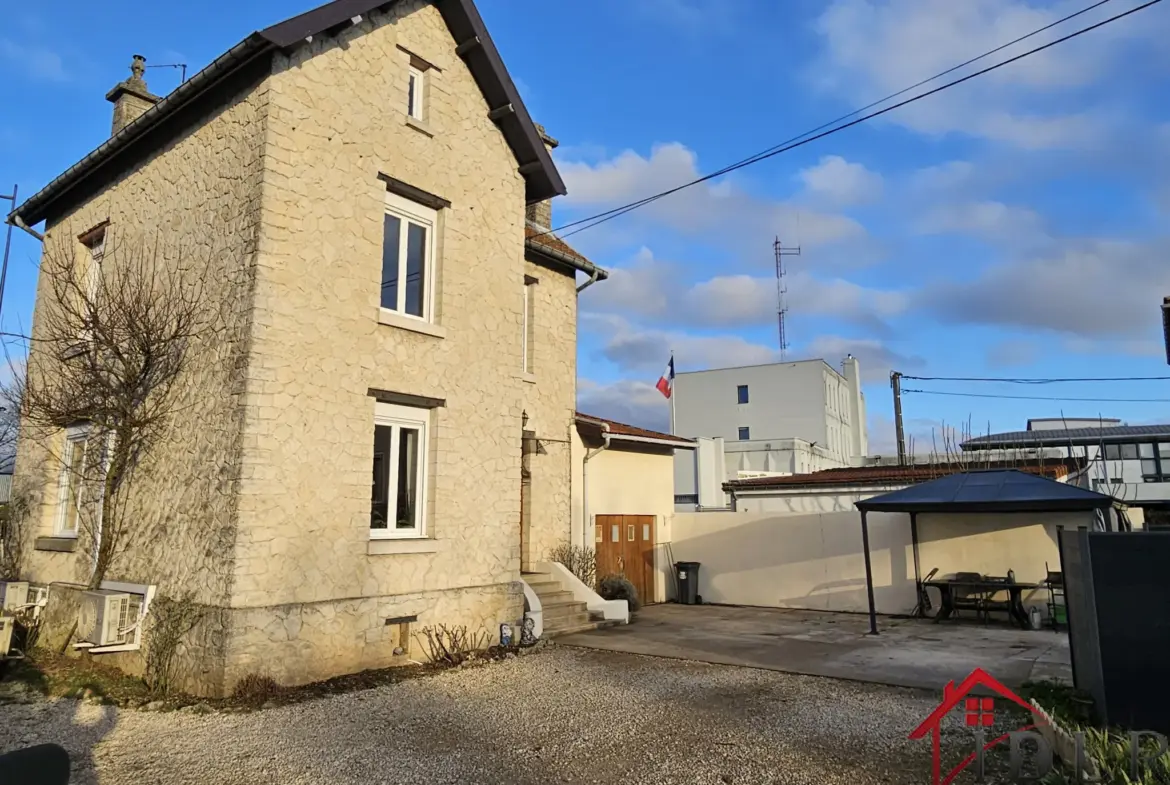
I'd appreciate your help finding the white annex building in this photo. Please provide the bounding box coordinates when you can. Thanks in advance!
[672,357,868,509]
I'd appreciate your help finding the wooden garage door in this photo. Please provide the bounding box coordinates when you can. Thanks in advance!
[595,515,656,605]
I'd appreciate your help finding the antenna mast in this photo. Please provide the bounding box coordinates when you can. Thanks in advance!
[774,236,801,360]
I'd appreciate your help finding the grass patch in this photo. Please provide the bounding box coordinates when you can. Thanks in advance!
[0,651,151,705]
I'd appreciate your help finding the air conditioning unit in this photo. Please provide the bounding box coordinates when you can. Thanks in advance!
[77,590,141,647]
[0,581,29,612]
[0,615,13,657]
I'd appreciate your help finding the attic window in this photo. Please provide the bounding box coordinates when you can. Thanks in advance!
[407,66,424,120]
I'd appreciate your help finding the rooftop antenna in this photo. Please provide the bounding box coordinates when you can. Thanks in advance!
[774,236,800,361]
[146,62,188,83]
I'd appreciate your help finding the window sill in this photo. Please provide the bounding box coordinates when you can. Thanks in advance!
[35,536,77,553]
[378,309,447,339]
[518,372,536,384]
[368,538,442,556]
[405,116,434,137]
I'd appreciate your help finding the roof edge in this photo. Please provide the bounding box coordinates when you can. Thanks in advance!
[525,237,609,281]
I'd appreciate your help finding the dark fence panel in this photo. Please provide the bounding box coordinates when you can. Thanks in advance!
[1061,530,1170,733]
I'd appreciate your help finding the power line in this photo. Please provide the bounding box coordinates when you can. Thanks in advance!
[902,374,1170,384]
[544,0,1157,241]
[903,389,1170,403]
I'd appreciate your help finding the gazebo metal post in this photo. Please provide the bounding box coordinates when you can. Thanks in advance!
[860,510,878,634]
[910,511,923,614]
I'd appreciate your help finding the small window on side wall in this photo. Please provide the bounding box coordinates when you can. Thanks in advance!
[407,66,425,121]
[738,427,750,441]
[737,385,749,404]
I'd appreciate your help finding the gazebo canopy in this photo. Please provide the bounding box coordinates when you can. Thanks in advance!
[855,469,1118,514]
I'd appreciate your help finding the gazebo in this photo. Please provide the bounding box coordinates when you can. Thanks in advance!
[854,470,1124,634]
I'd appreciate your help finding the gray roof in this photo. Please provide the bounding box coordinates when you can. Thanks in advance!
[855,469,1118,513]
[9,0,564,227]
[962,424,1170,450]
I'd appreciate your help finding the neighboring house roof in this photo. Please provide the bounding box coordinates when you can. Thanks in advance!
[726,458,1082,492]
[962,424,1170,450]
[8,0,564,227]
[524,223,608,282]
[575,412,695,448]
[855,469,1119,514]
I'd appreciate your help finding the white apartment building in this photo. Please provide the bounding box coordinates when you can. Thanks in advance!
[673,356,868,507]
[961,419,1170,525]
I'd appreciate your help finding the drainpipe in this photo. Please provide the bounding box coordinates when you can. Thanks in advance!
[576,268,601,294]
[581,423,610,549]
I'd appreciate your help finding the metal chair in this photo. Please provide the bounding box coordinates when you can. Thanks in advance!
[1045,562,1066,630]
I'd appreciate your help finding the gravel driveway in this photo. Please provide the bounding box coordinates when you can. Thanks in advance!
[0,646,972,785]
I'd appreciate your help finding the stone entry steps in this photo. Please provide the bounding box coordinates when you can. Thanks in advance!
[523,572,618,638]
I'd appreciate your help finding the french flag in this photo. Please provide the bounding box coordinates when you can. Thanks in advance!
[655,355,675,399]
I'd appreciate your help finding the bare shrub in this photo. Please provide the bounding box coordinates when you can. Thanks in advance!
[547,543,596,588]
[232,673,282,701]
[143,592,205,695]
[414,624,491,666]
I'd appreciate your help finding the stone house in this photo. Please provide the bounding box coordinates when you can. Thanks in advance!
[6,0,606,696]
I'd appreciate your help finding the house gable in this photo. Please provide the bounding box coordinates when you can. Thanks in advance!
[10,0,563,229]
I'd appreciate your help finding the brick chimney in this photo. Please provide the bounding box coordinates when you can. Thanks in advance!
[106,55,161,135]
[526,124,559,230]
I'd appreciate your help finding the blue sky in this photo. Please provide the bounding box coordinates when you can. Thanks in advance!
[2,0,1169,452]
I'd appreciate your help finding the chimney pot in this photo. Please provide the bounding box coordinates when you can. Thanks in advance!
[106,54,161,136]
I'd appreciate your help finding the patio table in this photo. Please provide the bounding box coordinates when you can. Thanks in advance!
[923,577,1040,629]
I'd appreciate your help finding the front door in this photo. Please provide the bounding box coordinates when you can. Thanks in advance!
[595,515,657,605]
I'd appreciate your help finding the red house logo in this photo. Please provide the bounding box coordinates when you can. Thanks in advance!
[909,668,1046,785]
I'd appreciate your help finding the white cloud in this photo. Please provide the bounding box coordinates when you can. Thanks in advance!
[921,238,1170,338]
[0,39,67,82]
[911,160,976,192]
[803,335,924,382]
[581,248,909,330]
[577,378,671,433]
[558,143,869,258]
[810,0,1153,149]
[798,155,883,206]
[917,200,1047,242]
[582,313,778,374]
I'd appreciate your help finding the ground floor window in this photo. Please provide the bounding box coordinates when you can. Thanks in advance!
[55,424,92,537]
[370,402,429,539]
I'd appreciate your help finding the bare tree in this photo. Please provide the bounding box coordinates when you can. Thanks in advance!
[14,230,222,588]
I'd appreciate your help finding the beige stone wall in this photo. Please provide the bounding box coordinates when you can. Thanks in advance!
[221,1,559,687]
[12,73,270,609]
[521,258,577,567]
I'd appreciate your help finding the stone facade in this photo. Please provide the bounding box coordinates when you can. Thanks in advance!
[12,0,580,696]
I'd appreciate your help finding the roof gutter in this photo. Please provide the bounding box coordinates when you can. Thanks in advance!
[525,239,609,284]
[609,433,696,450]
[8,34,274,228]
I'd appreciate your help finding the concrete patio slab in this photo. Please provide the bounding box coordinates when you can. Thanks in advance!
[557,604,1070,691]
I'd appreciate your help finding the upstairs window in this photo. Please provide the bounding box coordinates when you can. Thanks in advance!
[523,278,536,373]
[381,193,435,321]
[737,385,749,404]
[407,66,425,121]
[738,427,750,441]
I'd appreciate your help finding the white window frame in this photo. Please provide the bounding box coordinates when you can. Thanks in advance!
[407,65,425,120]
[381,192,437,323]
[54,424,91,538]
[522,280,535,374]
[370,402,429,540]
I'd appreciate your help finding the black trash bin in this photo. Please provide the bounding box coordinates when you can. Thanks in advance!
[675,561,701,605]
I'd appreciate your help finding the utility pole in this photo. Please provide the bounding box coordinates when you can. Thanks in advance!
[774,237,800,361]
[0,183,16,322]
[891,370,906,465]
